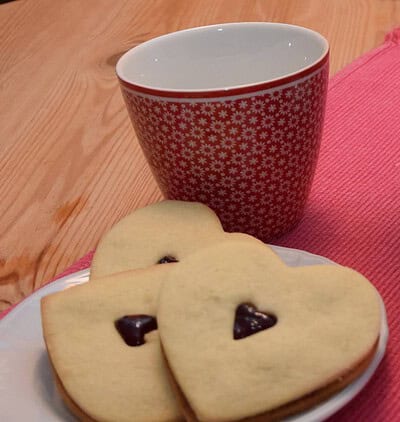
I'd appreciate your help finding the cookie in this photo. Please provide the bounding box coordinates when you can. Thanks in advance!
[41,266,183,422]
[157,239,381,421]
[91,200,224,278]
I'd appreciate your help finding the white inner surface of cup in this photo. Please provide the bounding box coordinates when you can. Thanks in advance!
[117,23,328,92]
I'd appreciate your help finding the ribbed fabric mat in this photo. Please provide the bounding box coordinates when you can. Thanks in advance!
[275,29,400,422]
[2,29,399,422]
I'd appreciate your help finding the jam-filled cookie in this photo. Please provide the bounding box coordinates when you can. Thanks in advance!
[157,240,381,421]
[91,200,225,278]
[41,266,183,422]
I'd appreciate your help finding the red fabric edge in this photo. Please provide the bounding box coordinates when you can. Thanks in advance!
[0,251,94,320]
[328,26,400,90]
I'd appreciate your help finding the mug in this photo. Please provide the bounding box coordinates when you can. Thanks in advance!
[116,22,329,241]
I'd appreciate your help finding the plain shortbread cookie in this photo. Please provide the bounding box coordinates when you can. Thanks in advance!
[91,200,225,278]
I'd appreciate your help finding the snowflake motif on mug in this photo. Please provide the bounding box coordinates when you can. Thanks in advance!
[122,63,329,241]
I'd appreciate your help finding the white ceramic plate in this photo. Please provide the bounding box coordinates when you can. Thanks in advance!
[0,246,388,422]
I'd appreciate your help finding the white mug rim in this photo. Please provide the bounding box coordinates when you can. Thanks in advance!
[116,22,329,98]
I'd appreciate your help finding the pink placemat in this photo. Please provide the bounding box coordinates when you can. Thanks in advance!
[275,29,400,421]
[2,29,400,422]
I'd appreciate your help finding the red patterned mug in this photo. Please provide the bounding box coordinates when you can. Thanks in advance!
[116,23,329,241]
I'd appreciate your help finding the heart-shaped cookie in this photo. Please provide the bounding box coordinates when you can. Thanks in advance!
[91,200,225,278]
[158,240,381,421]
[43,229,274,421]
[42,266,183,422]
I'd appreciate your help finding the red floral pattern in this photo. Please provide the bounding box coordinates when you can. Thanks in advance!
[121,63,328,241]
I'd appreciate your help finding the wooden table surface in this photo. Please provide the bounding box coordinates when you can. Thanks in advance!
[0,0,399,311]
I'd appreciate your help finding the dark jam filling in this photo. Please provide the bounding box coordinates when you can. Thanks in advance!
[157,255,179,264]
[115,315,158,346]
[234,303,277,340]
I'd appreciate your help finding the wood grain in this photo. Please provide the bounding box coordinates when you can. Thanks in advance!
[0,0,399,310]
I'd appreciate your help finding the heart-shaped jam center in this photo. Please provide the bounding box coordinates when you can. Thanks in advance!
[234,303,277,340]
[157,255,179,264]
[115,315,158,346]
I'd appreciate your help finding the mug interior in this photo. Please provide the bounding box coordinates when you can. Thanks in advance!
[116,23,328,92]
